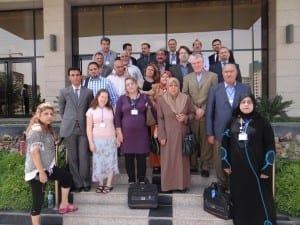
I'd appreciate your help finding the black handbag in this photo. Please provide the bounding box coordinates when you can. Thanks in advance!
[203,182,233,220]
[182,124,197,156]
[150,137,160,155]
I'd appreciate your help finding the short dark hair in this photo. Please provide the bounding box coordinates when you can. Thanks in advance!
[123,43,132,50]
[212,38,221,45]
[178,45,191,55]
[68,67,81,76]
[101,37,111,44]
[88,61,99,69]
[141,42,150,48]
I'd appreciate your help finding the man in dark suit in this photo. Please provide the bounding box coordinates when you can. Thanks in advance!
[166,38,179,65]
[169,45,193,90]
[206,63,251,188]
[122,43,137,65]
[209,47,242,82]
[208,39,235,65]
[59,67,94,192]
[155,48,171,74]
[136,42,156,74]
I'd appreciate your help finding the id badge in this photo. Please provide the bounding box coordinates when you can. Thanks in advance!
[105,61,110,65]
[238,132,248,141]
[131,109,138,115]
[100,122,106,128]
[171,60,177,65]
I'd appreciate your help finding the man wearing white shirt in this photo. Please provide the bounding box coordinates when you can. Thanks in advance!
[120,51,144,88]
[191,39,210,71]
[107,60,128,97]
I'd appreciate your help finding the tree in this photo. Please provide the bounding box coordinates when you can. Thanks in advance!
[256,95,293,122]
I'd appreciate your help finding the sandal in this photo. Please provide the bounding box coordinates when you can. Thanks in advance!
[96,185,104,193]
[58,204,78,214]
[102,186,113,194]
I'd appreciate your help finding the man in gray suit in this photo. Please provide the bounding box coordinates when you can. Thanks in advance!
[206,63,251,188]
[183,54,218,177]
[59,67,94,192]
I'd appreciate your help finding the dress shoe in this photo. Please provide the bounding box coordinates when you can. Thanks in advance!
[82,186,91,192]
[190,168,198,173]
[201,170,210,177]
[71,187,82,193]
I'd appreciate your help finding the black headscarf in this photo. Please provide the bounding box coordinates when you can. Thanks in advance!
[233,93,258,119]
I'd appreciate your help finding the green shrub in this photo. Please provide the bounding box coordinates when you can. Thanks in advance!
[275,159,300,217]
[0,150,54,210]
[0,151,31,209]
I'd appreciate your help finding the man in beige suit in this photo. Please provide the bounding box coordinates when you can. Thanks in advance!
[183,54,218,177]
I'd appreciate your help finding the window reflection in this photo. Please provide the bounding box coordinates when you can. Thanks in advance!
[0,11,35,57]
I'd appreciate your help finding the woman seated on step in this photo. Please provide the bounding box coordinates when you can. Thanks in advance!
[24,103,78,225]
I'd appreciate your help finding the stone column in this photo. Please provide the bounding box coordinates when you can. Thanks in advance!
[43,0,72,105]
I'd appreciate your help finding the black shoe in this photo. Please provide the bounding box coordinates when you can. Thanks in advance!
[152,167,160,174]
[82,186,91,192]
[201,170,210,177]
[190,168,198,173]
[72,187,82,193]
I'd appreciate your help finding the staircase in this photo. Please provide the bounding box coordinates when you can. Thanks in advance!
[62,169,233,225]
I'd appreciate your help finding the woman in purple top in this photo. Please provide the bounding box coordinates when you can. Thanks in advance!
[115,77,157,184]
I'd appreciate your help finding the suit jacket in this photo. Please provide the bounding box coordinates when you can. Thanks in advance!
[136,53,156,74]
[205,82,252,141]
[182,71,218,111]
[166,51,180,65]
[209,62,242,83]
[59,86,93,138]
[208,50,235,65]
[101,65,113,77]
[169,63,194,90]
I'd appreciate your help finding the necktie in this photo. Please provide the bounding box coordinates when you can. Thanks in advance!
[215,53,219,63]
[75,88,79,100]
[222,62,227,68]
[171,53,176,63]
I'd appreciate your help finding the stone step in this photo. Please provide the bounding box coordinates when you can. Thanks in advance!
[63,178,233,225]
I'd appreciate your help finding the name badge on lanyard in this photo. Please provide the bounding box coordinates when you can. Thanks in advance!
[131,109,138,115]
[238,132,248,141]
[100,122,106,128]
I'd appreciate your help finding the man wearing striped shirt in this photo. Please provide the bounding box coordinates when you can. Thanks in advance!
[83,61,118,107]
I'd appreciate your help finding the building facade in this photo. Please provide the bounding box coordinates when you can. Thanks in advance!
[0,0,299,117]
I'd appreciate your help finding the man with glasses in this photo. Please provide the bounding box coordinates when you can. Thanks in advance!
[206,63,251,188]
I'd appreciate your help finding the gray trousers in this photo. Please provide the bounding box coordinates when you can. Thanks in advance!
[65,125,90,188]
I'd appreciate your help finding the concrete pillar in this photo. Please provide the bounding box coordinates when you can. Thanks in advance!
[43,0,72,104]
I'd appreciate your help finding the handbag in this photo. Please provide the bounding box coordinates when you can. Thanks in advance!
[150,137,160,155]
[146,104,156,126]
[203,182,233,220]
[182,124,197,156]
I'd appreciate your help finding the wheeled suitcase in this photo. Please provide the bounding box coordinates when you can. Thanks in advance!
[203,182,233,220]
[128,183,158,209]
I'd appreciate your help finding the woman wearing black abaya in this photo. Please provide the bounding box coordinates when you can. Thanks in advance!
[221,93,277,225]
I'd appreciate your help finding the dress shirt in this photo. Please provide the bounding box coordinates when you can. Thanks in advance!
[86,76,118,106]
[224,82,236,107]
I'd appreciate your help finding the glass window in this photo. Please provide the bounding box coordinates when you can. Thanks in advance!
[72,7,103,55]
[104,4,165,54]
[0,11,34,57]
[167,1,232,52]
[233,0,263,49]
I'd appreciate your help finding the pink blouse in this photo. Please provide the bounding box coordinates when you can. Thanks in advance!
[86,107,116,139]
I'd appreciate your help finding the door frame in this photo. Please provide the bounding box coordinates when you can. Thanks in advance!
[0,57,36,117]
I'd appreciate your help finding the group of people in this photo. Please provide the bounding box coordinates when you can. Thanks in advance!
[24,37,277,225]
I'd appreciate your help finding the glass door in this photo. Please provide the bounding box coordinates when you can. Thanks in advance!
[0,59,35,117]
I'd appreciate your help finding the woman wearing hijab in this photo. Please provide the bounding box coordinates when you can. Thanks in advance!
[157,77,195,192]
[221,93,277,225]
